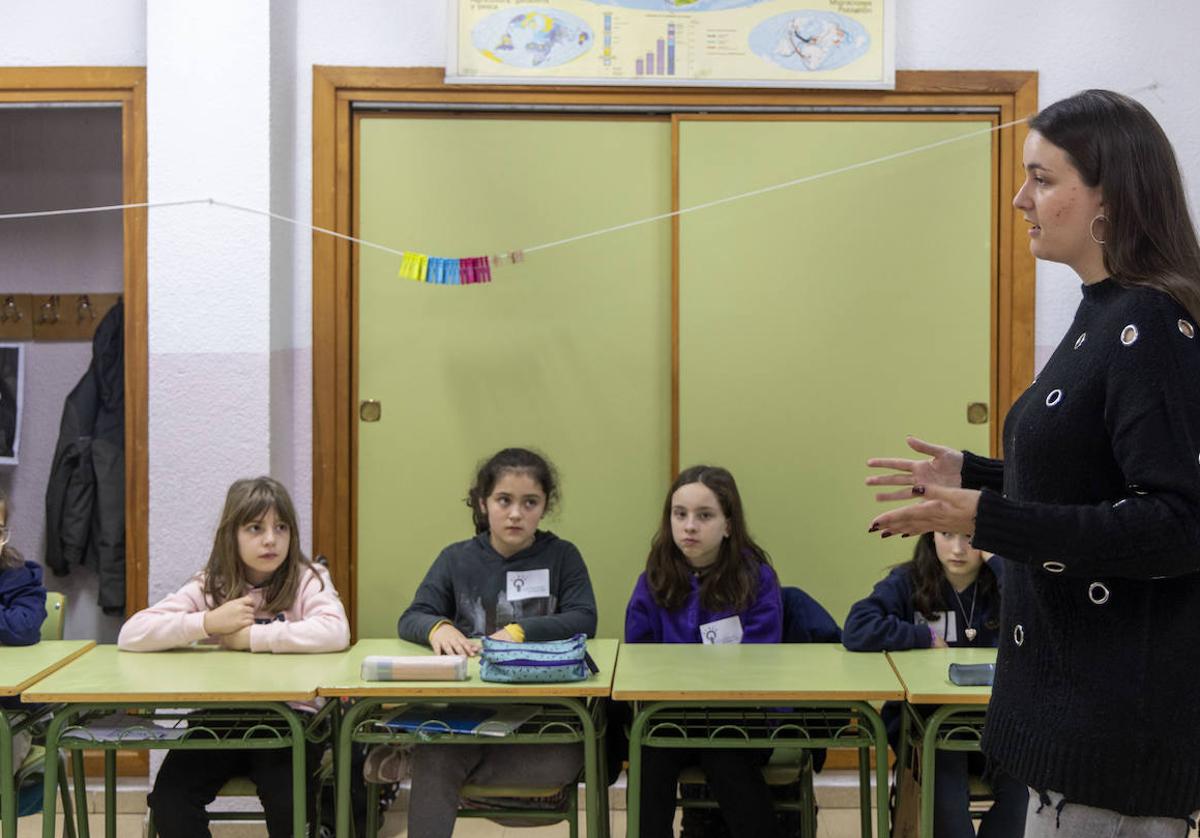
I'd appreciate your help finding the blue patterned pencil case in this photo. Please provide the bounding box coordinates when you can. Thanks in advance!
[479,633,593,683]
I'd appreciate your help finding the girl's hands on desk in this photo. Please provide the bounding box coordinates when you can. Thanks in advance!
[218,626,252,651]
[430,623,481,657]
[866,436,963,500]
[488,628,517,642]
[204,595,256,636]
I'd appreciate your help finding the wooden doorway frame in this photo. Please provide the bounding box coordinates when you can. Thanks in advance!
[0,66,149,774]
[312,67,1037,630]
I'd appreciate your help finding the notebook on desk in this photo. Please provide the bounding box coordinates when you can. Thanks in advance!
[382,703,542,737]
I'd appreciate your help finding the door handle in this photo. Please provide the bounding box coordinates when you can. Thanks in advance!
[360,400,382,422]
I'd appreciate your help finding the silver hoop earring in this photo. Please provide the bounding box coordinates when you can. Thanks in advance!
[1090,214,1108,245]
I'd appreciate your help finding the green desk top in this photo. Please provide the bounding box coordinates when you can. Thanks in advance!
[316,638,619,698]
[21,644,339,703]
[0,640,94,697]
[611,644,904,701]
[886,648,996,705]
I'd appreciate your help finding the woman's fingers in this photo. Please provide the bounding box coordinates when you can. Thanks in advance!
[865,473,915,486]
[866,457,916,472]
[905,436,945,457]
[874,489,917,502]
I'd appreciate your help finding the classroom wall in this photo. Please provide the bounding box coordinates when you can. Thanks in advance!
[4,0,1200,622]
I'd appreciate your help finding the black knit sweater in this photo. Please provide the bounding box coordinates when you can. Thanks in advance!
[966,279,1200,817]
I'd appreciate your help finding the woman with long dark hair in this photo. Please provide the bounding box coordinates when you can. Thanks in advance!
[866,90,1200,835]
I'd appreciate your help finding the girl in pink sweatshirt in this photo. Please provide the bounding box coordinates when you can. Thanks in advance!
[118,476,349,837]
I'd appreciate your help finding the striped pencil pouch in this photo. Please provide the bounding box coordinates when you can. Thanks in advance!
[479,633,594,683]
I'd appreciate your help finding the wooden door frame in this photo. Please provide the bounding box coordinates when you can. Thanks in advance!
[0,66,149,775]
[312,67,1037,630]
[0,66,149,614]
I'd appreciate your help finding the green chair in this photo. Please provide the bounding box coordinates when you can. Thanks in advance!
[144,728,335,838]
[675,749,818,838]
[362,775,581,838]
[41,592,66,641]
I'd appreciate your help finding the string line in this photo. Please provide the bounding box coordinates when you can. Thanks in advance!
[0,113,1031,260]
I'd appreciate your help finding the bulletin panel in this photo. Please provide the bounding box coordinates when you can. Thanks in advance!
[677,116,993,623]
[355,116,673,638]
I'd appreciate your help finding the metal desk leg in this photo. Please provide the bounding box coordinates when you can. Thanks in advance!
[0,712,13,838]
[71,750,88,838]
[919,704,962,838]
[336,700,373,838]
[849,701,891,838]
[103,751,116,837]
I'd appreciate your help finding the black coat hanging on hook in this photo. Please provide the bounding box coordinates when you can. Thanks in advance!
[44,299,125,613]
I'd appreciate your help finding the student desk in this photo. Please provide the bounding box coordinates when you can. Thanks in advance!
[886,648,995,838]
[611,644,902,838]
[318,638,618,838]
[23,644,340,838]
[0,640,94,838]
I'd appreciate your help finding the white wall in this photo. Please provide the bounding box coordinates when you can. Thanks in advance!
[4,0,1200,607]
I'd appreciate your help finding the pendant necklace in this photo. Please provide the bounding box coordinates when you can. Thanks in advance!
[951,585,978,642]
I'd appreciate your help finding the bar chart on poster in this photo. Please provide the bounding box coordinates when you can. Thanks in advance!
[447,0,894,88]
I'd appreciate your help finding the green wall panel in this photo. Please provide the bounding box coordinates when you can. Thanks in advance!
[678,119,993,627]
[356,117,672,639]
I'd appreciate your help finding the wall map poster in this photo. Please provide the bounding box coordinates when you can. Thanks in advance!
[447,0,894,88]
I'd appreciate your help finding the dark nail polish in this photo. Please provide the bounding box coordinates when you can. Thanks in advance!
[912,485,926,496]
[868,524,879,533]
[881,531,894,538]
[901,533,912,538]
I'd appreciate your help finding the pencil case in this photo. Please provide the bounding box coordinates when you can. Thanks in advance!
[948,662,995,687]
[360,655,468,681]
[479,633,592,683]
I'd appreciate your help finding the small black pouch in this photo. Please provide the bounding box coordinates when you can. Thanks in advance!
[948,662,995,686]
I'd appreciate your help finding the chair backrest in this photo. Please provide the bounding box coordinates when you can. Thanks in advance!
[780,585,842,644]
[41,591,66,640]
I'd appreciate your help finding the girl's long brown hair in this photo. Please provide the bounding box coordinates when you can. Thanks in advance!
[201,477,321,614]
[645,465,774,614]
[1030,90,1200,321]
[904,533,999,630]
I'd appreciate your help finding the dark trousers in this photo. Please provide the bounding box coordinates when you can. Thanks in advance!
[148,739,323,837]
[639,747,783,838]
[933,750,1028,838]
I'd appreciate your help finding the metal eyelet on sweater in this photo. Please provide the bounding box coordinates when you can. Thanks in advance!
[1128,484,1148,495]
[1013,624,1024,646]
[1120,325,1139,346]
[1180,319,1195,339]
[1074,332,1087,349]
[1088,582,1110,605]
[1112,498,1129,508]
[1045,389,1063,407]
[1042,561,1066,573]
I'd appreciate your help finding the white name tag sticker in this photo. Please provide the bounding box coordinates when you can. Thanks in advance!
[915,611,956,643]
[699,615,744,645]
[506,568,550,602]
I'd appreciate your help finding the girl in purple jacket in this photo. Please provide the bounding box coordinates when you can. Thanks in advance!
[624,465,783,838]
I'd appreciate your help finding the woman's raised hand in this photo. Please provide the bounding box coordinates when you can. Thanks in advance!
[866,436,964,501]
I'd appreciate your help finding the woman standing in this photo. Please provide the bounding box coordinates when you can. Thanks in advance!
[867,90,1200,836]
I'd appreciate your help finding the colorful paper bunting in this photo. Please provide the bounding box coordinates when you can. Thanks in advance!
[396,250,526,286]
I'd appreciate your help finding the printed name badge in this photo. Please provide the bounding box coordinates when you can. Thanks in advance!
[507,568,550,602]
[699,615,744,645]
[915,611,957,643]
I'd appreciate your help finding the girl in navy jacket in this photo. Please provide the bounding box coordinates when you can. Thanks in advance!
[0,490,47,779]
[844,532,1025,838]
